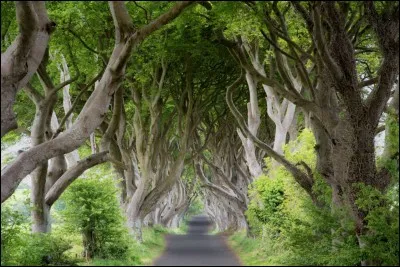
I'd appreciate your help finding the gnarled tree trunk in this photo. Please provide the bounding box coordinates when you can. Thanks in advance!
[1,1,55,137]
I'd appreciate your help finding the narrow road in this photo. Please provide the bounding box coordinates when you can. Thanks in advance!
[153,215,242,266]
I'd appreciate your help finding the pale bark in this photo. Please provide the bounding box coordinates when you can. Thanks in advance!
[1,1,54,137]
[31,163,49,233]
[58,55,80,166]
[36,152,67,233]
[59,55,73,129]
[27,69,63,233]
[247,41,300,160]
[125,64,170,234]
[90,133,97,154]
[389,82,399,117]
[203,188,245,232]
[288,108,299,141]
[238,54,263,179]
[45,151,109,206]
[226,74,322,206]
[27,58,77,232]
[227,37,301,176]
[160,186,180,227]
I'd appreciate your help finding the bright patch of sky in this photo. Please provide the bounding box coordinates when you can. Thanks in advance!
[1,135,32,187]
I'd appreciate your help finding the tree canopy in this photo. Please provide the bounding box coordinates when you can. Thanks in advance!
[1,1,398,266]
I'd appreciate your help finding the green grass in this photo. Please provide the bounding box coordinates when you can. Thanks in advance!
[228,231,276,266]
[85,258,138,266]
[138,226,169,265]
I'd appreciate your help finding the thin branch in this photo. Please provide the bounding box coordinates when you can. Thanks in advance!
[358,77,378,89]
[291,1,313,31]
[295,161,313,180]
[200,153,246,202]
[260,29,296,61]
[355,46,378,55]
[264,18,314,61]
[312,2,343,81]
[65,27,108,65]
[195,162,245,209]
[261,6,316,101]
[1,20,12,42]
[52,68,105,138]
[226,73,322,206]
[24,83,43,105]
[132,1,195,44]
[66,28,99,55]
[133,1,149,24]
[375,124,385,135]
[49,42,80,95]
[45,151,110,206]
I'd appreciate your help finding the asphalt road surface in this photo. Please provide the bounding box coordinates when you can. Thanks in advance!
[153,215,242,266]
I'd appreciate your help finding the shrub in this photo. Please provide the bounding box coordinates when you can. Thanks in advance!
[245,129,362,265]
[243,128,399,266]
[355,183,399,265]
[1,204,27,266]
[60,173,130,260]
[1,204,77,266]
[17,233,78,266]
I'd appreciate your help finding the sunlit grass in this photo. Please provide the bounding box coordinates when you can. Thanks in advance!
[228,231,277,266]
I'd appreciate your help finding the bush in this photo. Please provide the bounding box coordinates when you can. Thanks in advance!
[59,173,130,260]
[355,183,399,265]
[1,204,27,265]
[17,233,78,266]
[241,129,400,266]
[245,129,362,265]
[1,204,77,266]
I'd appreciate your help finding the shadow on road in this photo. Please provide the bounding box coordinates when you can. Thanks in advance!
[153,215,241,266]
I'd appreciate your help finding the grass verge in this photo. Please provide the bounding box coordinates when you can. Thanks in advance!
[228,230,273,266]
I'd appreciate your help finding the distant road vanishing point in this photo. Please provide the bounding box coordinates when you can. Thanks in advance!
[153,215,242,266]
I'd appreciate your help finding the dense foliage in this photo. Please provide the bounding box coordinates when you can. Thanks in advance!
[60,169,130,260]
[239,129,399,265]
[1,201,77,266]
